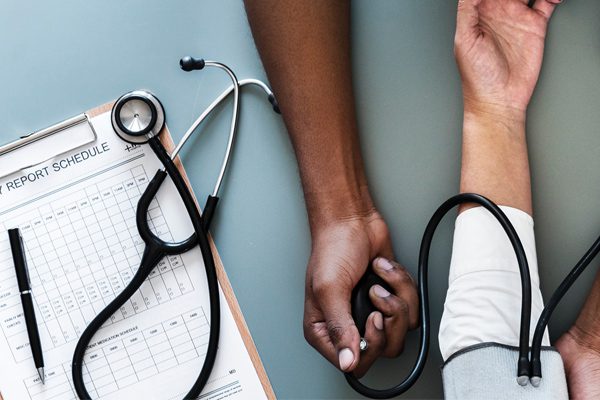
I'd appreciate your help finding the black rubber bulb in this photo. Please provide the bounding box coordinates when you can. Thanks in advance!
[351,265,395,336]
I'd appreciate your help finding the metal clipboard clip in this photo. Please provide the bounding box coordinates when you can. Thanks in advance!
[0,114,97,180]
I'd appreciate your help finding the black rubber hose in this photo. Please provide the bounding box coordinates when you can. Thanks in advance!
[71,137,221,399]
[148,137,221,399]
[345,193,533,399]
[530,234,600,380]
[71,171,181,399]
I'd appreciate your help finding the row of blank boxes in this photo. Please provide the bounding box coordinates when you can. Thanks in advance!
[23,310,208,399]
[82,311,209,395]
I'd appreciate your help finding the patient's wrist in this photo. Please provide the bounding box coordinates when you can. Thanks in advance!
[566,271,600,352]
[462,106,526,148]
[571,317,600,352]
[463,97,527,124]
[463,99,526,131]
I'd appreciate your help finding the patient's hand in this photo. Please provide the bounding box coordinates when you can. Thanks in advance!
[455,0,561,118]
[556,327,600,400]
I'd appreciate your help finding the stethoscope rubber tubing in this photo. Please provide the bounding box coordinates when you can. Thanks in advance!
[146,137,221,398]
[71,137,221,400]
[135,170,197,255]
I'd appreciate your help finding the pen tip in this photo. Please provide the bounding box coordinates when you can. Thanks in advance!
[38,367,45,384]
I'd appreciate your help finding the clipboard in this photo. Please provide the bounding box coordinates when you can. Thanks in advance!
[0,101,275,399]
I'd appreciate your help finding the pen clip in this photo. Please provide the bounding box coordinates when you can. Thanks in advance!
[19,234,31,287]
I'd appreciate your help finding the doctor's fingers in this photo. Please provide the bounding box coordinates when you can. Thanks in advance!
[352,312,386,378]
[369,284,412,358]
[372,258,419,328]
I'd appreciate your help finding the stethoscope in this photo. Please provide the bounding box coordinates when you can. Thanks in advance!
[71,56,279,400]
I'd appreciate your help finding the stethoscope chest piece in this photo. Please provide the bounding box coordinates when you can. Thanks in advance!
[111,90,165,144]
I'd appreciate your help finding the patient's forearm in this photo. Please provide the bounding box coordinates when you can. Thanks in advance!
[460,107,532,215]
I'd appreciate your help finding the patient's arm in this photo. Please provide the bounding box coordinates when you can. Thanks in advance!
[439,0,559,360]
[453,2,600,399]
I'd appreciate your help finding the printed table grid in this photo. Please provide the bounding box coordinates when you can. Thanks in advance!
[22,308,210,400]
[0,165,195,364]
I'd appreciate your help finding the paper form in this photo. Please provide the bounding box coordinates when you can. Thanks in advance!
[0,112,268,399]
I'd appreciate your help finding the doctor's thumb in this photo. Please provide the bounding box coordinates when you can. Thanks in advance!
[325,313,362,372]
[338,347,356,372]
[312,277,363,371]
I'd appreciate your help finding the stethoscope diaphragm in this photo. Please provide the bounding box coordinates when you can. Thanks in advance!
[111,90,165,144]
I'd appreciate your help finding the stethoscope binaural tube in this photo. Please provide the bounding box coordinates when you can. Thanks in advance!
[345,193,534,399]
[170,76,280,224]
[171,78,279,161]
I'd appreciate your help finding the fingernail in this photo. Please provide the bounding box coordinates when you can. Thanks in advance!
[375,257,394,271]
[373,312,384,330]
[373,284,391,298]
[338,348,354,371]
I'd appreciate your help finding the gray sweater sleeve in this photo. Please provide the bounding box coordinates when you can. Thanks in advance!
[442,343,568,400]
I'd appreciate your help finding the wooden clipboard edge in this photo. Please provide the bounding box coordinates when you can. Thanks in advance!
[87,102,276,399]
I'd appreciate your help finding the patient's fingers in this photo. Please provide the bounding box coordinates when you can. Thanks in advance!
[456,0,482,42]
[532,0,561,20]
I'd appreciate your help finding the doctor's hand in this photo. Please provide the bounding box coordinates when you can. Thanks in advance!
[455,0,561,118]
[303,212,419,377]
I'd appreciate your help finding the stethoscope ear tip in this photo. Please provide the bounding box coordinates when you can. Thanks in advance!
[180,56,206,72]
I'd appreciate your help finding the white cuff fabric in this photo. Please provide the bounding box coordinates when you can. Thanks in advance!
[438,206,550,361]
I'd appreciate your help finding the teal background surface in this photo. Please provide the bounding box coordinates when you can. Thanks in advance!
[1,1,599,399]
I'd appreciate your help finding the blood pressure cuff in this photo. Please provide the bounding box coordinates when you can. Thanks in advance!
[442,343,568,400]
[439,206,550,360]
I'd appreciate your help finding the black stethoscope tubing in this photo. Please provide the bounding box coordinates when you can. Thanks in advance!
[71,133,221,400]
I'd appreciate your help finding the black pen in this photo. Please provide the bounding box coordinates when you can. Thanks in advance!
[8,228,45,384]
